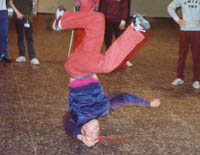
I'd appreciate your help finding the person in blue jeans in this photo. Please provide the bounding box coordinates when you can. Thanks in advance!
[0,0,11,63]
[63,74,160,147]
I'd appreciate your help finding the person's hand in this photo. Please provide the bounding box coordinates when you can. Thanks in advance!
[16,12,24,19]
[150,99,160,108]
[196,20,200,25]
[177,19,186,26]
[119,23,126,30]
[78,135,99,147]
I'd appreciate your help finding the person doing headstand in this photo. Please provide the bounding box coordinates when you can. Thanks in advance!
[52,7,160,147]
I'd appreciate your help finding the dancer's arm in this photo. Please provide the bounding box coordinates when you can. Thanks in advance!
[110,93,160,112]
[63,112,81,139]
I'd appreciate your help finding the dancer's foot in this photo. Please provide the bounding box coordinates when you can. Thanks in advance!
[150,99,160,107]
[131,13,150,32]
[52,5,66,31]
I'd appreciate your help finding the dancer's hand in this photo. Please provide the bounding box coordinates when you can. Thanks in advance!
[78,135,99,147]
[150,99,160,107]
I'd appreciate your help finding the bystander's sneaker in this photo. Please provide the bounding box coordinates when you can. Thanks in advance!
[16,56,26,63]
[0,56,12,63]
[30,58,40,65]
[171,78,184,86]
[52,5,66,31]
[192,81,200,89]
[126,61,133,67]
[131,13,150,32]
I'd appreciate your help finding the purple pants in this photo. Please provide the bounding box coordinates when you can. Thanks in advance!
[177,30,200,81]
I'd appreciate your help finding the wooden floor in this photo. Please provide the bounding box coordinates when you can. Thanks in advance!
[0,14,200,155]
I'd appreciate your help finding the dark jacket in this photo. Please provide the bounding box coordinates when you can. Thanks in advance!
[100,0,128,22]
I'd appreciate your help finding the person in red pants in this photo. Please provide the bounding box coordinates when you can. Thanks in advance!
[71,0,100,54]
[53,10,146,77]
[52,8,158,147]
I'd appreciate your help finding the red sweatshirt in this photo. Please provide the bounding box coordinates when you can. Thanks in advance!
[100,0,129,22]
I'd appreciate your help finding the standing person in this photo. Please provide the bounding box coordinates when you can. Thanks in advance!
[52,7,159,147]
[0,0,11,63]
[168,0,200,89]
[70,0,100,54]
[100,0,133,67]
[9,0,40,65]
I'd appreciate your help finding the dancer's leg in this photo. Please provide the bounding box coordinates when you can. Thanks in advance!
[59,11,144,77]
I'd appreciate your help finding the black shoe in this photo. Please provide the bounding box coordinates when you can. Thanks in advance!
[1,56,12,63]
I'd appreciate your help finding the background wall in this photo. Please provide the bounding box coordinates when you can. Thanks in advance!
[38,0,174,17]
[38,0,74,13]
[130,0,172,17]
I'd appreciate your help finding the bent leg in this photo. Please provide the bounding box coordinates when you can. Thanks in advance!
[62,12,144,77]
[60,12,104,55]
[99,26,144,73]
[109,93,150,112]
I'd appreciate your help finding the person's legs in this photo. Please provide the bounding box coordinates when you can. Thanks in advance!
[190,31,200,82]
[114,22,123,39]
[105,19,114,49]
[24,22,35,60]
[71,29,85,53]
[56,11,144,76]
[177,30,190,80]
[15,19,26,57]
[0,11,8,58]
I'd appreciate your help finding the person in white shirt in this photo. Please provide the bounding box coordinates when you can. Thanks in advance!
[168,0,200,89]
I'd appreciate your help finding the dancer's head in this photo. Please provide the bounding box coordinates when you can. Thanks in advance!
[81,119,100,141]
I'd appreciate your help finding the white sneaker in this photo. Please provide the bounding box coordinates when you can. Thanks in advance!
[131,13,150,32]
[171,78,184,86]
[192,81,200,89]
[52,5,66,31]
[126,61,133,67]
[16,56,26,63]
[30,58,40,65]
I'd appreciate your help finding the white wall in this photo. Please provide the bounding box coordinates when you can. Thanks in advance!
[38,0,74,13]
[130,0,172,17]
[38,0,173,17]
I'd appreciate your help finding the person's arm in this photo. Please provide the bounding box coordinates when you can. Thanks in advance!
[32,0,38,15]
[109,93,160,112]
[63,111,98,147]
[63,112,82,139]
[119,0,128,30]
[168,0,185,26]
[9,0,24,19]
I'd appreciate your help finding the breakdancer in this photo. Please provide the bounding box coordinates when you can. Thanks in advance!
[52,8,160,147]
